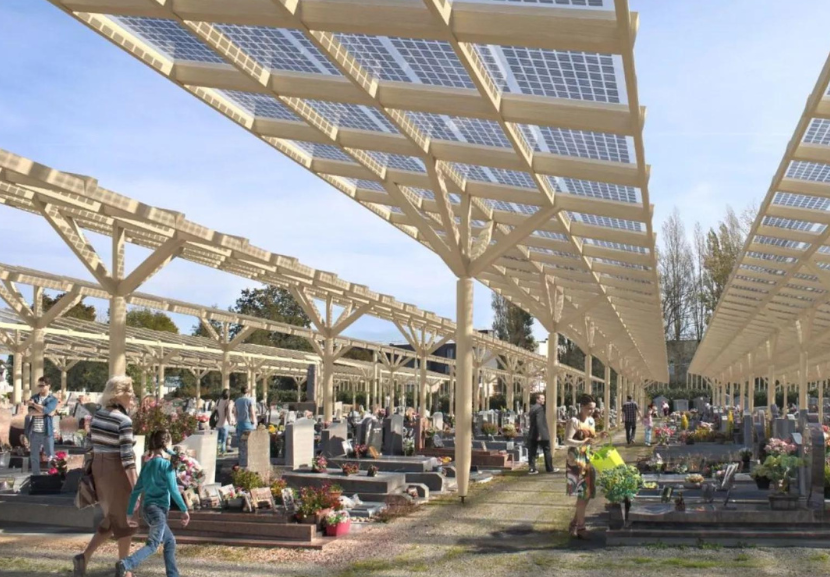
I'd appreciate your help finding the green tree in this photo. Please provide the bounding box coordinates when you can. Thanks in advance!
[125,308,179,333]
[231,286,312,352]
[491,293,535,351]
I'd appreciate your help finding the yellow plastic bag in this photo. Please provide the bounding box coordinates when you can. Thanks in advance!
[590,445,625,473]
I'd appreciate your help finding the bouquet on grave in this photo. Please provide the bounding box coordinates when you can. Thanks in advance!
[765,438,797,456]
[170,446,206,490]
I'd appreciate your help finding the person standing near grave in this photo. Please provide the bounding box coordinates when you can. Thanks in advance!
[622,395,641,445]
[642,403,656,447]
[233,385,257,435]
[214,389,234,456]
[25,376,58,475]
[564,394,606,539]
[74,376,138,577]
[116,428,190,577]
[526,393,555,475]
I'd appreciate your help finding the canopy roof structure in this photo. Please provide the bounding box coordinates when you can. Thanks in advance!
[689,53,830,388]
[46,0,667,384]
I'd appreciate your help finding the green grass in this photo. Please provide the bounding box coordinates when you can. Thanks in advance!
[809,552,830,561]
[0,556,67,574]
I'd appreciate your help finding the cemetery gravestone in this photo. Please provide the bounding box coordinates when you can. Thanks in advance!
[742,413,753,447]
[285,418,315,470]
[179,431,218,486]
[240,428,272,483]
[432,412,443,432]
[808,423,826,509]
[383,414,404,456]
[674,399,689,413]
[320,420,349,458]
[367,423,384,455]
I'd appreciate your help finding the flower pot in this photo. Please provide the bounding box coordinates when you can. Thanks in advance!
[606,498,631,530]
[768,494,799,510]
[325,520,351,537]
[755,477,771,490]
[683,483,701,490]
[29,474,64,495]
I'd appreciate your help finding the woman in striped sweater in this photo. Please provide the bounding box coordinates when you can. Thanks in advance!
[73,376,138,577]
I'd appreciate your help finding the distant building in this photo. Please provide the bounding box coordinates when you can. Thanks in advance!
[390,329,498,375]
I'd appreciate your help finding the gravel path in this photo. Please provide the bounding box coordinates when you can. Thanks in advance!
[1,429,827,576]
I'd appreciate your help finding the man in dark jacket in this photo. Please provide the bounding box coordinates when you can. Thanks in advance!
[527,393,554,474]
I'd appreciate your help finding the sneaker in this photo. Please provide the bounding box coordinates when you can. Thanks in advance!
[546,467,561,474]
[528,469,539,475]
[115,561,127,577]
[73,554,86,577]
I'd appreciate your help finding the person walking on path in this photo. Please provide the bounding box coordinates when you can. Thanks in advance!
[527,393,557,474]
[564,394,606,539]
[233,385,257,435]
[622,396,641,445]
[74,376,138,577]
[214,389,234,456]
[25,376,58,475]
[642,403,656,446]
[116,429,190,577]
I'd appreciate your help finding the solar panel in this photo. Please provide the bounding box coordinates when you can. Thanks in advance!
[115,17,224,63]
[352,179,386,192]
[335,34,475,89]
[215,25,340,75]
[739,263,786,276]
[475,0,609,7]
[772,192,830,211]
[556,177,640,203]
[570,212,644,232]
[454,164,537,189]
[803,118,830,146]
[786,161,830,183]
[402,187,435,200]
[745,251,796,264]
[220,90,299,121]
[407,112,511,148]
[364,151,426,173]
[307,100,398,133]
[480,45,623,102]
[761,216,825,234]
[522,125,633,163]
[583,238,648,254]
[489,200,540,215]
[293,141,355,162]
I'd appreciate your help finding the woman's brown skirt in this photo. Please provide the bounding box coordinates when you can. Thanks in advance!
[92,453,136,539]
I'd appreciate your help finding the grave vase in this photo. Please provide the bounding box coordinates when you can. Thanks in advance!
[325,520,351,537]
[768,493,799,510]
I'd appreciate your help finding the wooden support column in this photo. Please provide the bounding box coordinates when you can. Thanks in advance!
[455,276,474,500]
[12,350,23,405]
[546,332,558,449]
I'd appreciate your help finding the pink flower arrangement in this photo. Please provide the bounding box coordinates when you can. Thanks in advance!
[196,414,209,423]
[765,438,797,456]
[170,446,206,490]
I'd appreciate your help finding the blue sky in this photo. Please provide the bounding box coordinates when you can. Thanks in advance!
[1,1,830,345]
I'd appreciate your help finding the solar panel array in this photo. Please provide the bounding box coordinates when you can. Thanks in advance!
[689,53,830,381]
[45,0,667,382]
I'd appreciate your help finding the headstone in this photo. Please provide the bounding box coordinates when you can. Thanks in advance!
[773,417,796,440]
[743,413,755,447]
[383,414,404,456]
[320,420,348,458]
[179,431,218,486]
[334,402,343,420]
[431,412,444,432]
[808,423,826,509]
[305,364,317,404]
[674,399,689,413]
[367,422,384,455]
[239,428,271,482]
[285,418,315,470]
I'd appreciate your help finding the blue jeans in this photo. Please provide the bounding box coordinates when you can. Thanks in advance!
[217,426,228,454]
[121,504,178,577]
[29,432,54,475]
[644,426,653,445]
[237,422,255,433]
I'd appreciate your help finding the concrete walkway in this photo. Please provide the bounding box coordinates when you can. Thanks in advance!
[0,429,826,576]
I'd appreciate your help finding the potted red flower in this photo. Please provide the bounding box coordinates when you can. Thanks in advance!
[324,510,351,537]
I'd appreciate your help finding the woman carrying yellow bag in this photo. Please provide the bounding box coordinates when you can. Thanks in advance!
[564,394,607,539]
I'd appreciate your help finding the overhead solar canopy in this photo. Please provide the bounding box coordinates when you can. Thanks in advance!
[47,0,668,383]
[0,147,542,368]
[689,54,830,381]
